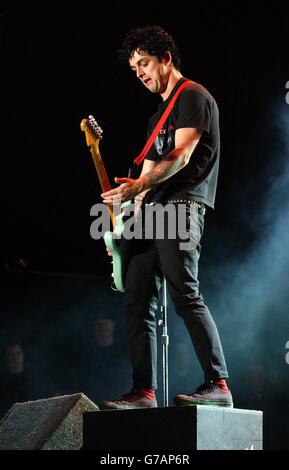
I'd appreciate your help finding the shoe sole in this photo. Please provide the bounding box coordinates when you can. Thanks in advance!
[99,403,158,410]
[175,398,234,408]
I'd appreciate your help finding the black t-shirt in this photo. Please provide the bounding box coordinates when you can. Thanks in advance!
[144,78,220,209]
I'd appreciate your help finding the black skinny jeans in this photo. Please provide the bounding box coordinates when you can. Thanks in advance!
[123,203,228,390]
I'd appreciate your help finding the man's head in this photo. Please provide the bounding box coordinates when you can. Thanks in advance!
[5,343,24,374]
[92,318,115,347]
[119,25,181,69]
[119,25,181,95]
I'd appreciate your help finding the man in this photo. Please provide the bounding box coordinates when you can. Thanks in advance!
[100,25,233,409]
[0,343,29,417]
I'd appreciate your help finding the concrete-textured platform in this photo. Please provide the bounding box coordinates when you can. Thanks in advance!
[83,405,262,450]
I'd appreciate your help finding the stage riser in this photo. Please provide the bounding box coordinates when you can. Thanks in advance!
[83,405,263,450]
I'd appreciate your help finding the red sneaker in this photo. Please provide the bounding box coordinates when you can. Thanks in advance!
[174,382,233,408]
[99,390,158,410]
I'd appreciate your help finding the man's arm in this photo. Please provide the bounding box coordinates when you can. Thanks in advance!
[101,128,201,204]
[134,158,157,203]
[141,127,201,188]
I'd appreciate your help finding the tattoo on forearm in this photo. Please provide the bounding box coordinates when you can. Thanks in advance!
[142,151,186,189]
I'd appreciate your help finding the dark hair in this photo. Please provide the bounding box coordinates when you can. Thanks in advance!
[118,25,181,70]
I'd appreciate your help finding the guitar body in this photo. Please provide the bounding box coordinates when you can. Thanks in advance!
[104,200,131,292]
[104,231,124,292]
[81,115,129,293]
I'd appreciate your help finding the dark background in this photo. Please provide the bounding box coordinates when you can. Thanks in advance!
[1,2,288,270]
[1,1,289,449]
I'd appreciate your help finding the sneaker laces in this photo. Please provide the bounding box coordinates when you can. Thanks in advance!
[194,382,219,395]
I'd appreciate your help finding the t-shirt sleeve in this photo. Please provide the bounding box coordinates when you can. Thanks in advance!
[175,89,211,133]
[144,88,212,162]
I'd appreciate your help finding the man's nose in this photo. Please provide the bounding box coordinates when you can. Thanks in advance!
[136,68,144,79]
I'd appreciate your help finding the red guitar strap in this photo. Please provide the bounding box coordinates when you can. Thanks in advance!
[133,80,192,166]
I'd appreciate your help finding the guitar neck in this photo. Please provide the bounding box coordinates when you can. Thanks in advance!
[89,144,115,226]
[90,145,111,192]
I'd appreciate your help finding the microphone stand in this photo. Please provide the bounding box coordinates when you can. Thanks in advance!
[159,278,169,407]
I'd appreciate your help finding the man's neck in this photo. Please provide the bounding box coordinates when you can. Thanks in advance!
[161,69,183,101]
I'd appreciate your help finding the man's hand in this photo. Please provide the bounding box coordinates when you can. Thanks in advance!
[101,177,146,204]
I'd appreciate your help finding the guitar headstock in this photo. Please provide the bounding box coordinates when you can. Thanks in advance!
[80,115,103,147]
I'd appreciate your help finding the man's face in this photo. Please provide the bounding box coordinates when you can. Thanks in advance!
[6,344,24,373]
[93,318,115,347]
[129,49,169,94]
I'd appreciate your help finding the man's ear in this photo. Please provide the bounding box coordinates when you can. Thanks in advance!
[162,50,172,65]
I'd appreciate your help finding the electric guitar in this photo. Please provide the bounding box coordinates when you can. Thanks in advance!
[80,115,129,292]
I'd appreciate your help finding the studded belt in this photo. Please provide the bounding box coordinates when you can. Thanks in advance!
[165,199,204,208]
[145,199,205,209]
